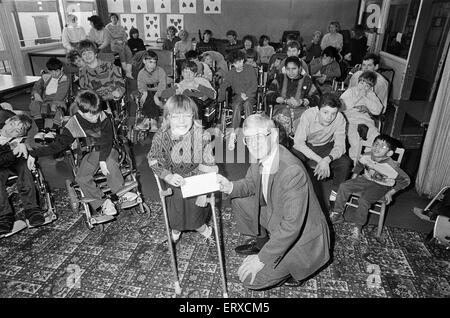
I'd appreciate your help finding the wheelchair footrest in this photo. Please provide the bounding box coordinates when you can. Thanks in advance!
[26,213,57,229]
[80,197,98,204]
[0,220,27,238]
[116,181,139,197]
[91,214,115,224]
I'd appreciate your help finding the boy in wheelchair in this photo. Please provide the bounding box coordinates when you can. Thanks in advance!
[27,90,137,217]
[0,112,47,236]
[329,134,410,242]
[161,61,216,125]
[30,57,71,143]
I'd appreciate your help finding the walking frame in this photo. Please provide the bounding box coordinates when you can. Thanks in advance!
[153,173,229,297]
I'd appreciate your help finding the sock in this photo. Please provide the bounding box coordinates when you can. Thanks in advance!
[171,230,181,241]
[199,225,212,238]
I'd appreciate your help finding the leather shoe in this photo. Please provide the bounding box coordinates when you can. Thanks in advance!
[234,240,260,255]
[284,276,306,287]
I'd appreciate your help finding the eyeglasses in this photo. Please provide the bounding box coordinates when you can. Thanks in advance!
[243,132,271,146]
[359,81,374,89]
[170,113,193,120]
[81,50,95,57]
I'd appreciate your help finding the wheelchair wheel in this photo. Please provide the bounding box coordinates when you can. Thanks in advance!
[139,202,151,218]
[65,179,79,214]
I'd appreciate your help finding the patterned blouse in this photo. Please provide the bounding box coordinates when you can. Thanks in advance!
[147,126,217,179]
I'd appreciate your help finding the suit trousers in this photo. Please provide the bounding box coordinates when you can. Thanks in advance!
[74,148,124,211]
[232,196,291,290]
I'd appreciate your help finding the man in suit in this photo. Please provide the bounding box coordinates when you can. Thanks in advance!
[217,114,330,290]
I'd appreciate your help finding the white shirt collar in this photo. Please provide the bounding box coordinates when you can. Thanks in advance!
[260,146,279,175]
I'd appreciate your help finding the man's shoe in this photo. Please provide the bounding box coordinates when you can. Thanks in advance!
[329,211,344,224]
[235,239,260,255]
[284,276,306,287]
[24,208,46,227]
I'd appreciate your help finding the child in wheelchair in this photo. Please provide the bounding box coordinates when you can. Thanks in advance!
[218,50,257,150]
[135,50,167,132]
[147,95,218,243]
[30,57,71,143]
[161,61,216,125]
[329,134,410,241]
[0,112,47,236]
[27,90,137,217]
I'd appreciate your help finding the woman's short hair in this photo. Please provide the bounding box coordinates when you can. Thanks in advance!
[76,90,101,114]
[242,35,256,47]
[226,30,237,38]
[329,21,341,31]
[259,35,270,46]
[110,13,119,20]
[87,15,104,30]
[162,95,200,130]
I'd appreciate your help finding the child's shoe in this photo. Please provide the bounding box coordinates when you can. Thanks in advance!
[200,225,215,246]
[329,211,344,224]
[34,131,46,143]
[101,199,117,216]
[171,230,181,243]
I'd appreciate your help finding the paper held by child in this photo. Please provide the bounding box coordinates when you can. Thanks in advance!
[181,172,220,198]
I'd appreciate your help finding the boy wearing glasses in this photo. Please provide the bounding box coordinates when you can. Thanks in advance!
[329,134,410,242]
[340,70,383,161]
[136,50,167,131]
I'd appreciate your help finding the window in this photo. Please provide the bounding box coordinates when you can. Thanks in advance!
[381,0,421,59]
[5,0,97,48]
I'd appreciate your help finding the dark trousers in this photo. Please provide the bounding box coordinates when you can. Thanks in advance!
[231,96,256,129]
[231,196,290,290]
[334,176,390,226]
[142,92,160,120]
[292,142,352,193]
[0,159,38,224]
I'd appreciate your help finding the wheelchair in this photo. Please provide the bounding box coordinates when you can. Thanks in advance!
[64,115,150,231]
[1,162,57,239]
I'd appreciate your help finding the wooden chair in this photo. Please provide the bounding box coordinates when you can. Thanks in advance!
[345,146,405,238]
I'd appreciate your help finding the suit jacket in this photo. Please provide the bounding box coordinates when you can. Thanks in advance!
[229,145,330,280]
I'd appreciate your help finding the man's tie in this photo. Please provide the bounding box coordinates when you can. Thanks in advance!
[256,162,266,207]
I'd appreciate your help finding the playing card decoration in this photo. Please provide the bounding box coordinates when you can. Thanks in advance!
[203,0,221,14]
[144,14,161,41]
[179,0,196,14]
[107,0,124,13]
[131,0,147,13]
[154,0,171,13]
[120,14,137,33]
[167,14,184,33]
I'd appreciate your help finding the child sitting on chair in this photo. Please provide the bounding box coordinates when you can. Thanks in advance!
[136,50,167,132]
[147,94,218,243]
[218,50,257,150]
[185,50,213,83]
[27,90,137,217]
[329,134,410,242]
[30,57,71,143]
[0,112,46,235]
[340,70,383,161]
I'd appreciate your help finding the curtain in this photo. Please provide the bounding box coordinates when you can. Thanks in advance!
[415,46,450,197]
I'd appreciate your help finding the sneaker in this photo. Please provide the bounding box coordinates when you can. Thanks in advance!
[121,192,138,202]
[34,131,46,143]
[329,211,344,224]
[101,199,117,216]
[0,221,14,236]
[24,208,46,227]
[350,225,363,243]
[200,225,216,246]
[228,132,236,151]
[44,131,56,143]
[171,230,181,243]
[136,118,150,131]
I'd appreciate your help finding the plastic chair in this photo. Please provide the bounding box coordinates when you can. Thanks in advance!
[345,146,405,238]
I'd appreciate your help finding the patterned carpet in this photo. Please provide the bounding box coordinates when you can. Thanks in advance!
[0,188,449,298]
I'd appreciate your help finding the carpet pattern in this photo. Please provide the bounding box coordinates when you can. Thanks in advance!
[0,188,449,298]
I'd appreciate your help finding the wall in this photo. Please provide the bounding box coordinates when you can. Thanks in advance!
[380,51,407,100]
[109,0,359,43]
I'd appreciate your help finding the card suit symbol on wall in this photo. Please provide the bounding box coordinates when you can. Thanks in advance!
[150,20,154,25]
[214,6,219,11]
[161,3,165,9]
[154,16,158,21]
[206,6,210,11]
[170,19,174,23]
[123,18,127,22]
[174,21,178,26]
[147,33,151,38]
[189,2,194,7]
[154,24,158,29]
[182,2,187,8]
[146,16,150,21]
[124,26,128,31]
[177,26,182,30]
[154,33,158,37]
[146,25,150,29]
[137,5,141,10]
[131,18,135,22]
[177,19,181,23]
